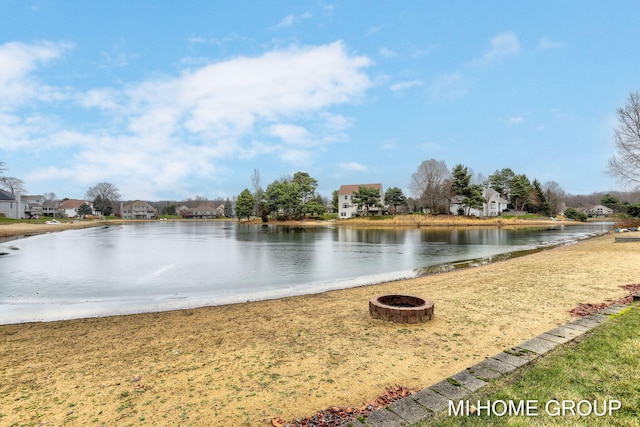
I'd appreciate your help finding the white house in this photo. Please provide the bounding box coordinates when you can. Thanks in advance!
[586,204,614,217]
[59,199,93,218]
[338,184,384,218]
[0,189,21,219]
[22,195,45,218]
[450,188,509,217]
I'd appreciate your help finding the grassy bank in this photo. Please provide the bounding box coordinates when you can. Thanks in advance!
[419,304,640,427]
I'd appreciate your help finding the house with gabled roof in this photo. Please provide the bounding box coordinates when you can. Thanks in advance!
[337,183,384,218]
[121,201,157,219]
[59,199,93,218]
[0,189,21,219]
[449,188,509,217]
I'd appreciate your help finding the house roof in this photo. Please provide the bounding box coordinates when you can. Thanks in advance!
[122,201,156,210]
[338,184,382,195]
[59,199,89,209]
[0,189,15,201]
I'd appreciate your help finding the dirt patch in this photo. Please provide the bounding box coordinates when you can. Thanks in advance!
[1,233,639,426]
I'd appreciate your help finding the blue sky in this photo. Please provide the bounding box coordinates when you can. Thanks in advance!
[1,1,639,201]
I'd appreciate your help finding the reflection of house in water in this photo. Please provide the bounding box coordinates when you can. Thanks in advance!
[120,201,157,219]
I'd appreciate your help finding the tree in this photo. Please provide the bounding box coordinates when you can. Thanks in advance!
[509,174,532,211]
[250,168,263,217]
[451,164,486,215]
[162,204,177,216]
[0,177,27,194]
[564,207,588,222]
[86,182,121,201]
[528,179,550,216]
[92,195,113,216]
[235,189,255,221]
[488,168,515,201]
[409,159,450,213]
[224,199,233,218]
[331,190,339,213]
[384,187,407,214]
[608,92,640,189]
[77,203,93,217]
[44,192,57,201]
[543,181,566,216]
[351,186,382,216]
[601,194,622,212]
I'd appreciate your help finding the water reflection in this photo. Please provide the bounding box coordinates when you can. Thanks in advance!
[0,221,612,324]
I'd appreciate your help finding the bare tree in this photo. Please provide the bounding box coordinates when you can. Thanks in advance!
[44,192,57,201]
[86,182,121,201]
[250,168,263,217]
[543,181,566,215]
[409,159,450,213]
[608,92,640,189]
[0,176,27,194]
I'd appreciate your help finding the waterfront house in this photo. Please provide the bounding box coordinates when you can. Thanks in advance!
[586,204,614,217]
[22,195,45,219]
[337,184,384,218]
[0,189,20,219]
[449,188,509,217]
[59,199,93,218]
[121,201,157,219]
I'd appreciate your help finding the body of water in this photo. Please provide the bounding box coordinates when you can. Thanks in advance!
[0,221,613,324]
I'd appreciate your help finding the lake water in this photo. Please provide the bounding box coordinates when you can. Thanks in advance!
[0,221,613,324]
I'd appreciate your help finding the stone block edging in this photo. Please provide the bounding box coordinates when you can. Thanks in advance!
[340,303,630,427]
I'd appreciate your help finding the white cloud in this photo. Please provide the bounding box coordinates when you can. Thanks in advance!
[273,12,312,29]
[508,116,525,124]
[379,47,397,58]
[0,40,72,109]
[391,79,423,93]
[12,41,372,199]
[430,72,468,100]
[475,31,520,65]
[338,162,368,172]
[537,36,563,51]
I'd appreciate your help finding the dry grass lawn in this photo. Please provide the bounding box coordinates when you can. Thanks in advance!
[1,223,639,426]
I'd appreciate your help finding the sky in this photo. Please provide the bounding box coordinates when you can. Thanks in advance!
[1,1,639,201]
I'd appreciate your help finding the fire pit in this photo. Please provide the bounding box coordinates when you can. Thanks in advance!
[369,295,434,323]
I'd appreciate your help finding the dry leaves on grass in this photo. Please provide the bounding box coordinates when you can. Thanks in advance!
[272,385,416,427]
[569,283,640,317]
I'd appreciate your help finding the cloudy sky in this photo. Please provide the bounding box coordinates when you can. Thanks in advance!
[1,1,639,201]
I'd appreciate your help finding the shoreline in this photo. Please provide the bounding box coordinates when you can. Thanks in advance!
[1,232,639,426]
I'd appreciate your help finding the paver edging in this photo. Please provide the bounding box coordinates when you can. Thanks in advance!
[349,303,634,427]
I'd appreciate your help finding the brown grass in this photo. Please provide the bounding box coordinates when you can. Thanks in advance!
[1,226,639,426]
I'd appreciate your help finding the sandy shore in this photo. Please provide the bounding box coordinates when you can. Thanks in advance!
[1,225,639,426]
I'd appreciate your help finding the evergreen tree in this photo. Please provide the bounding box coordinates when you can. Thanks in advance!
[235,189,255,221]
[224,199,233,218]
[351,186,382,216]
[384,187,407,214]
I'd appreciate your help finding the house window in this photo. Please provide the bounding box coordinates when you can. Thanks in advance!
[344,195,348,200]
[343,203,349,209]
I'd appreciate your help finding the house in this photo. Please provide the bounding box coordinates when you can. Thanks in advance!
[42,200,62,218]
[121,201,157,219]
[337,184,384,218]
[586,204,614,217]
[0,189,21,219]
[59,199,93,218]
[449,188,509,217]
[186,203,219,219]
[22,195,45,219]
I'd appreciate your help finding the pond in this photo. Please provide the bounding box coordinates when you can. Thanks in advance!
[0,221,613,324]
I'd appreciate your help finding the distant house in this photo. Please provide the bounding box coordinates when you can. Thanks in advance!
[0,189,20,219]
[22,195,45,219]
[586,204,613,217]
[449,188,509,217]
[121,201,157,219]
[188,203,219,219]
[338,184,384,218]
[59,199,93,218]
[42,200,62,218]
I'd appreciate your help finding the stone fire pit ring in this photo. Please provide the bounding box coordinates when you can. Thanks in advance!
[369,294,434,324]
